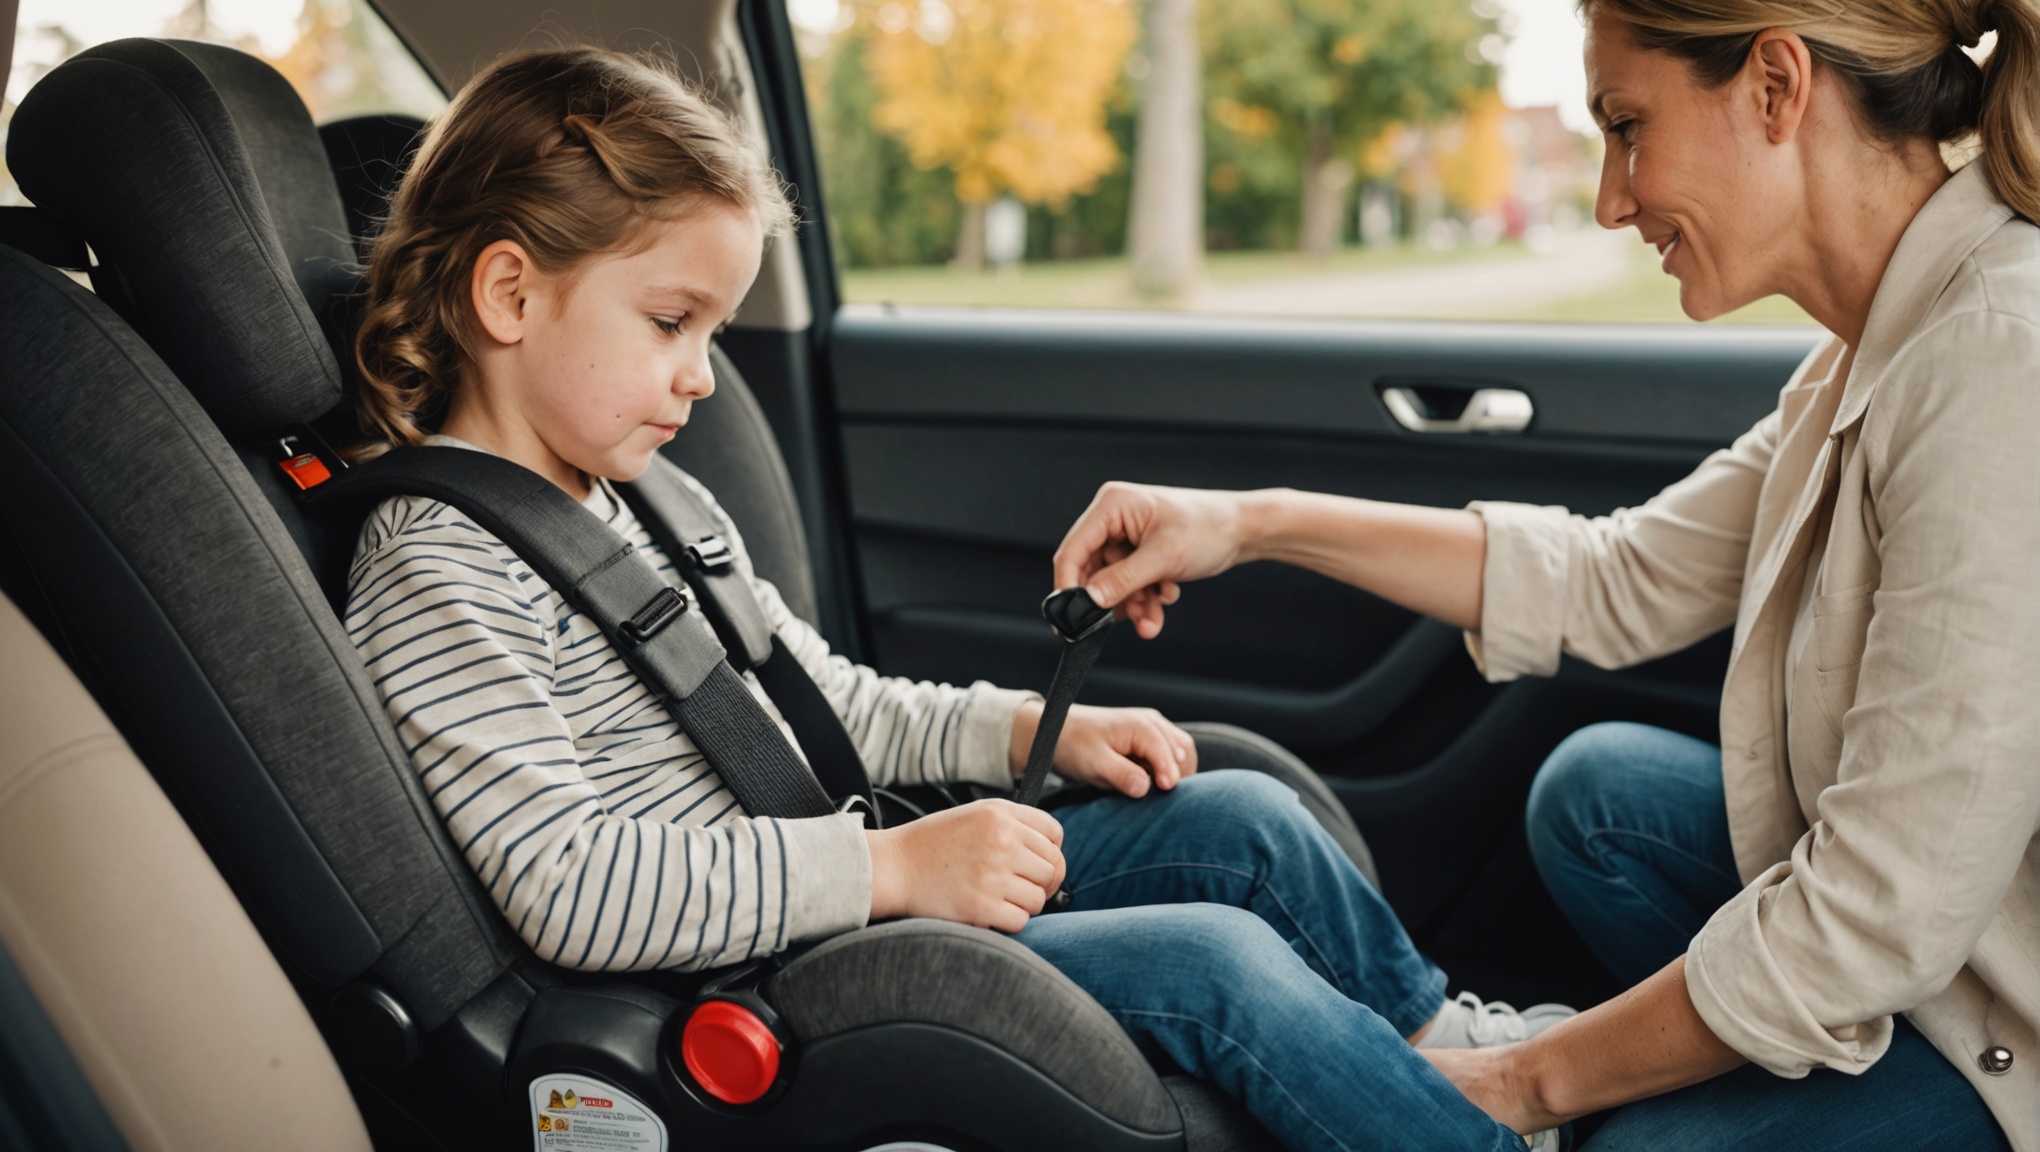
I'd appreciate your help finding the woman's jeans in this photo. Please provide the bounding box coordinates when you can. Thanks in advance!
[1019,768,1524,1152]
[1526,721,2011,1151]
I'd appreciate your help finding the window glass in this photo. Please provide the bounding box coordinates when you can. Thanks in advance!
[795,0,1813,325]
[3,0,445,207]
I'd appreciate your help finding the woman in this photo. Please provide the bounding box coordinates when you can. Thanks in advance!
[1053,2,2040,1148]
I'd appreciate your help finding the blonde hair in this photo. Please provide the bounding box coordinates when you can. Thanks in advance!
[1582,0,2040,220]
[353,47,795,446]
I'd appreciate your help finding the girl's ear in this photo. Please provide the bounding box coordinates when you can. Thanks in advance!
[471,239,534,346]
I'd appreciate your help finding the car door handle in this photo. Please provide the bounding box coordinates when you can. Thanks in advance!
[1379,386,1534,435]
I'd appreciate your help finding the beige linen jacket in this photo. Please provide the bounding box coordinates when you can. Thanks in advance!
[1469,161,2040,1148]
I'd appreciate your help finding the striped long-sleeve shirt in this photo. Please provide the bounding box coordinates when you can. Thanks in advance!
[343,438,1034,972]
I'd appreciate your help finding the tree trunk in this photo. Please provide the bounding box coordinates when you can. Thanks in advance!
[952,200,988,270]
[1298,115,1348,259]
[1126,0,1202,301]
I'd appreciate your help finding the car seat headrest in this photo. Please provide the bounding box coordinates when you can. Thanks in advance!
[6,38,351,441]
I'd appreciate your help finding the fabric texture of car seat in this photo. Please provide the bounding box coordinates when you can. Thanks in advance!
[0,586,373,1152]
[316,113,425,261]
[768,918,1179,1133]
[0,244,512,1027]
[6,38,349,441]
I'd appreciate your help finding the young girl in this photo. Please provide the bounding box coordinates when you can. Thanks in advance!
[345,46,1564,1152]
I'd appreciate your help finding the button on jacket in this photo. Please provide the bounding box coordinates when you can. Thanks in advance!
[1469,161,2040,1149]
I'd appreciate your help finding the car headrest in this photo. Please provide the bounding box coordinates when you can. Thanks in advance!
[7,38,351,441]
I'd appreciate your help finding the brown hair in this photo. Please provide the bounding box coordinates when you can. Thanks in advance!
[1581,0,2040,220]
[353,47,795,446]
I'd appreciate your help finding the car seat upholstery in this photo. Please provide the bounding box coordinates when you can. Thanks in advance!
[2,38,1289,1151]
[0,588,373,1152]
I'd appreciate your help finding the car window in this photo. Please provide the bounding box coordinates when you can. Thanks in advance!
[794,0,1813,325]
[2,0,445,208]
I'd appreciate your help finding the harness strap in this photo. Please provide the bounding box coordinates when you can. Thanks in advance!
[619,461,879,821]
[310,446,839,821]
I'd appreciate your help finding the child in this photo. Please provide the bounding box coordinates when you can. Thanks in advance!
[345,46,1566,1152]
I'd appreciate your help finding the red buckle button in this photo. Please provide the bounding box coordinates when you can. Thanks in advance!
[681,1000,780,1104]
[278,452,332,490]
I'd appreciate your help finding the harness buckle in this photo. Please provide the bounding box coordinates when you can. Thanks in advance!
[619,586,688,644]
[685,534,735,573]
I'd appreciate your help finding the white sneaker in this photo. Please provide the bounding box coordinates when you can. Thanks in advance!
[1415,991,1577,1049]
[1522,1127,1564,1152]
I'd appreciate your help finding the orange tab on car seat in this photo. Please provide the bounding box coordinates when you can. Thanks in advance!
[278,452,331,490]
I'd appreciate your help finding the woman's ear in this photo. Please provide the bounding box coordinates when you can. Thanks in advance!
[1751,29,1814,145]
[470,239,533,346]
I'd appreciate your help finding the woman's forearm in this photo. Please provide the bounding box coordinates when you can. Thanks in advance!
[1523,956,1745,1125]
[1239,490,1487,631]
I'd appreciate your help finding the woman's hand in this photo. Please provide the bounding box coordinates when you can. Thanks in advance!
[1052,482,1254,638]
[866,799,1066,933]
[1008,701,1198,797]
[1421,1046,1558,1137]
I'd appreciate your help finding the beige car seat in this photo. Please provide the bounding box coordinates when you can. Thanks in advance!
[0,589,371,1152]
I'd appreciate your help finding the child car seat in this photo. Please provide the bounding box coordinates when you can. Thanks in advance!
[0,37,1359,1152]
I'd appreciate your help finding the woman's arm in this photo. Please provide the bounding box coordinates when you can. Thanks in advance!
[1425,956,1744,1132]
[1051,483,1486,637]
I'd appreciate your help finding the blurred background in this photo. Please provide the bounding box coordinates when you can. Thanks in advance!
[2,0,1814,325]
[796,0,1811,323]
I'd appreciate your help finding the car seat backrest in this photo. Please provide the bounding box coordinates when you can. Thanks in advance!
[0,241,512,1029]
[0,586,374,1152]
[7,39,349,443]
[317,114,427,262]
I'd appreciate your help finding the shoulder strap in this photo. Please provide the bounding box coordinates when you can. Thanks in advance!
[310,446,841,821]
[620,459,878,821]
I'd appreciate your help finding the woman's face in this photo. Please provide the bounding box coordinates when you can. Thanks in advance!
[1585,13,1799,320]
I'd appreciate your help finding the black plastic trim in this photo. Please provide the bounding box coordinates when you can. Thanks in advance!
[0,939,131,1152]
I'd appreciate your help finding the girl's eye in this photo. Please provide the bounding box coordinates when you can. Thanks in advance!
[652,316,686,336]
[1607,119,1637,144]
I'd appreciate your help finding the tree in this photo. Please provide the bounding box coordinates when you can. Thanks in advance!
[1125,0,1202,300]
[859,0,1137,268]
[1203,0,1495,257]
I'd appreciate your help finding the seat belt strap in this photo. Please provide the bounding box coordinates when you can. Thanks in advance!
[619,460,878,822]
[308,446,839,821]
[1014,589,1114,807]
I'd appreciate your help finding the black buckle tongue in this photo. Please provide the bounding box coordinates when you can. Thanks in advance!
[620,586,688,643]
[686,534,736,573]
[1041,587,1112,643]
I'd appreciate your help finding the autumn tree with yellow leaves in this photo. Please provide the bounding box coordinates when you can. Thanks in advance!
[857,0,1136,267]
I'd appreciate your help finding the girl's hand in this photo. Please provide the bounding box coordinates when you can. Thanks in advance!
[1051,482,1253,638]
[866,799,1066,933]
[1421,1045,1560,1137]
[1009,702,1198,798]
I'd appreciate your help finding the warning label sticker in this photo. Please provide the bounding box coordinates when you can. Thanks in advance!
[528,1074,669,1152]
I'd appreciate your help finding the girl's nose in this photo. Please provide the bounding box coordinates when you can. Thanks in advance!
[1594,143,1638,231]
[676,349,717,401]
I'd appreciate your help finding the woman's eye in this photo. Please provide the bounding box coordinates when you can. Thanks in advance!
[652,316,686,336]
[1607,120,1637,143]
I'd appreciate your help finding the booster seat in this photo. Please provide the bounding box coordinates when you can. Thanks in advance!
[0,36,1366,1151]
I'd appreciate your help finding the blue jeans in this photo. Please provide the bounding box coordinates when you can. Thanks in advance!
[1526,721,2011,1151]
[1018,769,1523,1152]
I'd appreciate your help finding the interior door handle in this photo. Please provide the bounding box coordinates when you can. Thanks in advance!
[1380,386,1534,435]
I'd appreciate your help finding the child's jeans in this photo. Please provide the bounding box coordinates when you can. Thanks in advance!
[1020,769,1524,1152]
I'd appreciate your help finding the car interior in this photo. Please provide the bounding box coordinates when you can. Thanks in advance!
[0,0,1824,1149]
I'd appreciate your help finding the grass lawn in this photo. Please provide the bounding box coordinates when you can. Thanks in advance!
[839,239,1818,328]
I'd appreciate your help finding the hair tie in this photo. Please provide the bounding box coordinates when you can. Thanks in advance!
[1953,0,1997,49]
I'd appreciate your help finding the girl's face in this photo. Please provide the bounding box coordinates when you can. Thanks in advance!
[458,201,765,494]
[1584,13,1798,321]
